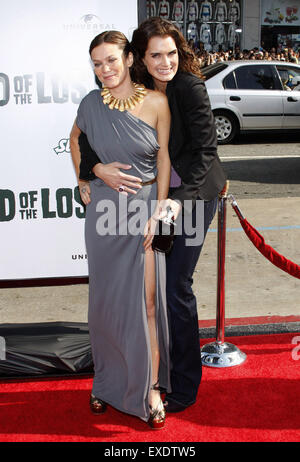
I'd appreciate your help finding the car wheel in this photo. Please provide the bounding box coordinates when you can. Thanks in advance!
[213,111,239,144]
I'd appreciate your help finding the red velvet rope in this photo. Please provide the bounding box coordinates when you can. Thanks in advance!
[234,213,300,280]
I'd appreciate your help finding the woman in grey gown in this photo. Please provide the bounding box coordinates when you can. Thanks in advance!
[70,31,171,429]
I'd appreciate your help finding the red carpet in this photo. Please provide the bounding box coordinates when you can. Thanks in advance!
[0,333,299,442]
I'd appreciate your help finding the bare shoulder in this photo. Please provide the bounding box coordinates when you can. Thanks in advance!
[144,89,168,108]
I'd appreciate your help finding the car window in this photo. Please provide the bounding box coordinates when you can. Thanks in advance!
[201,63,228,80]
[276,65,300,90]
[223,71,236,89]
[234,65,276,90]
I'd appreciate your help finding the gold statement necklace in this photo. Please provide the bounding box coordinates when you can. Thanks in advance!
[101,83,147,112]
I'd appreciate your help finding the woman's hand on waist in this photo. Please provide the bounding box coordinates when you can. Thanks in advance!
[92,162,143,195]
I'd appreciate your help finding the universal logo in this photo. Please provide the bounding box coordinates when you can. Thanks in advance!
[63,14,116,32]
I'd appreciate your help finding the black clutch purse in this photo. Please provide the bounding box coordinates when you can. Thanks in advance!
[152,209,175,254]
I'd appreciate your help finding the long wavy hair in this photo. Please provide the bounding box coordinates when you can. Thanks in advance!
[131,17,204,88]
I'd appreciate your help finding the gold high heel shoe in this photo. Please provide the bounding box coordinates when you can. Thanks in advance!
[148,382,166,430]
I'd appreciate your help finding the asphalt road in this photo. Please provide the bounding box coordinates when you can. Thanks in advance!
[218,132,300,199]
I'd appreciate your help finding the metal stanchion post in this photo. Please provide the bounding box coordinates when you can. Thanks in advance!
[201,182,246,367]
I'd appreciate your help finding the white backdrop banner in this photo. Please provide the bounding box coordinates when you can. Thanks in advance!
[0,0,138,280]
[261,0,300,26]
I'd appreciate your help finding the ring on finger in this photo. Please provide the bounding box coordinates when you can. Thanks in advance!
[118,185,125,192]
[81,187,87,193]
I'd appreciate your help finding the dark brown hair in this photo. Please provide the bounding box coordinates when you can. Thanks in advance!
[89,30,131,57]
[131,17,204,87]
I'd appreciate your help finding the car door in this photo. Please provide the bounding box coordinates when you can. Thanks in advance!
[224,64,283,130]
[276,65,300,128]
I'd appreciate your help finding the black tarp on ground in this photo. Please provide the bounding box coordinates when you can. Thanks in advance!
[0,322,93,379]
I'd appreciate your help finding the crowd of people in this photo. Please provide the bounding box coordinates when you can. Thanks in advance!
[188,40,300,67]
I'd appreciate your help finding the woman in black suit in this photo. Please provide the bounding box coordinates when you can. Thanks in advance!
[78,17,226,413]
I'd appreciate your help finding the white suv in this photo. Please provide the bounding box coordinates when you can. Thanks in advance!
[202,60,300,144]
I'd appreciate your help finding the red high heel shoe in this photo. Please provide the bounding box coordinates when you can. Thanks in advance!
[148,382,166,430]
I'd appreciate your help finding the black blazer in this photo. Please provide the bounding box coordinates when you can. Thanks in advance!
[78,71,226,207]
[166,71,226,207]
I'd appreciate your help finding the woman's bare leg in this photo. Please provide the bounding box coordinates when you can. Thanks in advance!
[144,249,162,410]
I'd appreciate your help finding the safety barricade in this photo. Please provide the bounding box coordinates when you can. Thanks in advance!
[201,181,300,368]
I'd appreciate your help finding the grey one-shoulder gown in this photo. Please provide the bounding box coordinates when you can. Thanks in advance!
[76,90,171,421]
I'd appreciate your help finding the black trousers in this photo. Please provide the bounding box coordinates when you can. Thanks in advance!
[165,197,218,406]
